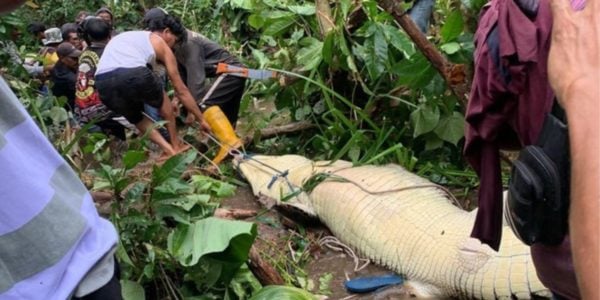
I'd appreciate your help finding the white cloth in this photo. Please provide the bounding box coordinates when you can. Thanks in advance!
[95,31,155,75]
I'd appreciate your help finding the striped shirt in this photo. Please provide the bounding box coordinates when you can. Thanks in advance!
[0,77,118,299]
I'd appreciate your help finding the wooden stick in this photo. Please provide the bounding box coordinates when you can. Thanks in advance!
[377,0,470,106]
[242,121,315,144]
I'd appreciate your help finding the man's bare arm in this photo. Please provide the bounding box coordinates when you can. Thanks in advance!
[150,34,210,131]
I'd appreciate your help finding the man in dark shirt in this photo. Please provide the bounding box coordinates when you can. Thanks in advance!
[143,7,246,127]
[143,8,245,164]
[50,42,80,111]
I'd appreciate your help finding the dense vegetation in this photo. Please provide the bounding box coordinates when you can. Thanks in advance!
[0,0,490,298]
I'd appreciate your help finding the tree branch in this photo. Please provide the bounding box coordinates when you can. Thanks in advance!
[242,121,315,145]
[377,0,470,106]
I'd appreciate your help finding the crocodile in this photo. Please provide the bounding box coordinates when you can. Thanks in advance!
[235,154,550,299]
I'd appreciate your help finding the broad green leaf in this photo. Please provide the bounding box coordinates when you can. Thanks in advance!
[260,10,296,19]
[294,105,312,121]
[440,42,461,54]
[263,17,296,36]
[125,182,146,202]
[249,285,317,300]
[121,280,145,300]
[228,0,253,9]
[248,14,264,29]
[410,105,440,137]
[339,0,352,19]
[151,151,196,186]
[158,194,211,211]
[296,37,323,71]
[214,182,236,197]
[251,49,269,68]
[348,146,361,162]
[382,24,414,57]
[424,133,445,150]
[393,53,435,88]
[123,150,146,170]
[168,217,257,267]
[47,106,68,125]
[434,112,465,145]
[363,26,388,80]
[440,11,464,43]
[288,4,316,15]
[153,177,193,199]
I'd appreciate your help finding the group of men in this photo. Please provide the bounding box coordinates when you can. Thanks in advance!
[23,7,245,163]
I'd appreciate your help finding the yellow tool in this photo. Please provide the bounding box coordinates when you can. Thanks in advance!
[201,63,276,165]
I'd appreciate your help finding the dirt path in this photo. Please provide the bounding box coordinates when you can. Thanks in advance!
[220,186,414,299]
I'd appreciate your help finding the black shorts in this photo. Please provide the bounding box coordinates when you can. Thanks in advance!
[95,67,163,124]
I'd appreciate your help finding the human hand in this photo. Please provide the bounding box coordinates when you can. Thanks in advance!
[198,117,212,133]
[171,97,180,116]
[548,0,599,107]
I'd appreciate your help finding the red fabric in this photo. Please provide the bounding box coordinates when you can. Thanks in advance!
[464,0,555,250]
[531,236,581,299]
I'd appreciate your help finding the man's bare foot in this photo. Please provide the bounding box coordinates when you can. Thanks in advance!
[156,152,173,164]
[174,143,192,154]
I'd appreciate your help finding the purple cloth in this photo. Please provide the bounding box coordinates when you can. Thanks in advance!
[465,0,555,251]
[531,236,581,299]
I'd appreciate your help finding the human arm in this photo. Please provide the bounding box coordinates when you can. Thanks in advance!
[150,34,210,132]
[547,0,600,298]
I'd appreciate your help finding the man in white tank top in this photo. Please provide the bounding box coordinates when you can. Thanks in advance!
[95,24,210,161]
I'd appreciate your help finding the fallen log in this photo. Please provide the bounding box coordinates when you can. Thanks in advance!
[248,246,285,285]
[213,208,258,219]
[242,121,315,145]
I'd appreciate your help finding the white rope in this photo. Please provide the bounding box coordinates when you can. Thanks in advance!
[318,236,370,272]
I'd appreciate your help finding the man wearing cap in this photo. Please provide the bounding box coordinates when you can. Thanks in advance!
[50,42,81,111]
[40,27,62,68]
[95,7,118,37]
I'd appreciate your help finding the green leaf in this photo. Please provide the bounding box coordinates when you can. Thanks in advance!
[251,49,269,68]
[440,11,464,43]
[125,182,146,202]
[248,14,265,29]
[322,31,335,65]
[249,285,317,300]
[393,53,435,88]
[288,4,315,15]
[424,133,445,150]
[296,37,323,71]
[123,150,146,170]
[363,24,388,80]
[121,280,145,300]
[382,24,414,57]
[434,112,465,145]
[151,151,197,186]
[440,42,461,54]
[410,105,440,137]
[168,217,257,267]
[263,17,296,36]
[214,182,236,197]
[228,0,253,9]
